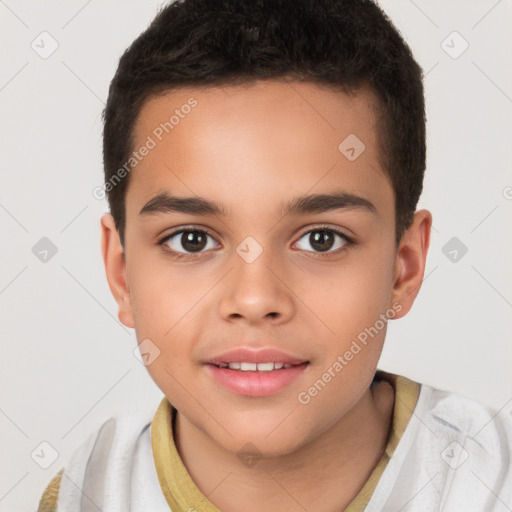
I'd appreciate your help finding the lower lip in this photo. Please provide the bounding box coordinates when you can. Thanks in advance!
[205,363,309,397]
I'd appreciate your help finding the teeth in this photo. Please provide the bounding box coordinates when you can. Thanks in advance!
[217,362,297,371]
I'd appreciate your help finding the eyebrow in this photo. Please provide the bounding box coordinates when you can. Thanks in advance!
[138,190,377,218]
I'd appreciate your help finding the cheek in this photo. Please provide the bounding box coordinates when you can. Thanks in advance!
[130,273,201,401]
[309,255,392,336]
[128,256,204,335]
[299,267,393,388]
[128,279,197,392]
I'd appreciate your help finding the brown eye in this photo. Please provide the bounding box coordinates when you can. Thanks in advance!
[180,231,208,252]
[159,229,217,255]
[295,228,352,254]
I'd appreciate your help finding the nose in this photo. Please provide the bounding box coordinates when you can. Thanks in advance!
[218,245,295,326]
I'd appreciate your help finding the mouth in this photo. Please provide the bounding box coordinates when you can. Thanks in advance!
[208,361,306,371]
[204,361,310,397]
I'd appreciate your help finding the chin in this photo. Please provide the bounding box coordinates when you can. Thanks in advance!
[216,422,311,460]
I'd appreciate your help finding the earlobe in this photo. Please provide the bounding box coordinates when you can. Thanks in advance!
[100,213,135,329]
[390,209,432,319]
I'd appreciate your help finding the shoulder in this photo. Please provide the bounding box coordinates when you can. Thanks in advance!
[370,379,512,509]
[37,468,63,512]
[413,381,512,495]
[420,383,512,451]
[37,401,159,511]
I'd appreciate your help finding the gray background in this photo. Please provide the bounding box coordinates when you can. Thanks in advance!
[1,0,511,510]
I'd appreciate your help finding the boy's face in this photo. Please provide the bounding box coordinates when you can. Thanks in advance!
[101,79,430,456]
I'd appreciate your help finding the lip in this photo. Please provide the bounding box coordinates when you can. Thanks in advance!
[204,346,308,365]
[205,362,309,397]
[203,346,310,397]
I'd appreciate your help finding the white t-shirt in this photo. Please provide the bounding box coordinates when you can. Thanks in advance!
[53,381,512,512]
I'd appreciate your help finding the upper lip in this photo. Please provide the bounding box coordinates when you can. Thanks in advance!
[205,347,309,365]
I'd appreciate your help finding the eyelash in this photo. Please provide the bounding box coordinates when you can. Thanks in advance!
[157,225,355,261]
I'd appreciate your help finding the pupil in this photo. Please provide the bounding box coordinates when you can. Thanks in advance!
[182,231,206,252]
[310,230,334,252]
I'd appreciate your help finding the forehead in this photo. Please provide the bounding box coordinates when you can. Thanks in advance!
[126,79,392,223]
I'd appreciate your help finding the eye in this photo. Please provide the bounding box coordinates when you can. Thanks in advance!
[158,227,219,258]
[294,226,353,255]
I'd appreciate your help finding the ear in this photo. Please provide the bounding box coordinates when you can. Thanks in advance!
[389,209,432,319]
[100,213,135,328]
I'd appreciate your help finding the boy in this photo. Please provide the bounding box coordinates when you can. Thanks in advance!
[38,0,512,510]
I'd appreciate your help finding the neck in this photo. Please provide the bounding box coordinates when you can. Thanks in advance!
[174,379,394,512]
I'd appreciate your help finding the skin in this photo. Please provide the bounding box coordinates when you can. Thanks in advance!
[101,79,431,512]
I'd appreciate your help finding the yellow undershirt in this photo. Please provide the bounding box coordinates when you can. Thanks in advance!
[151,369,421,512]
